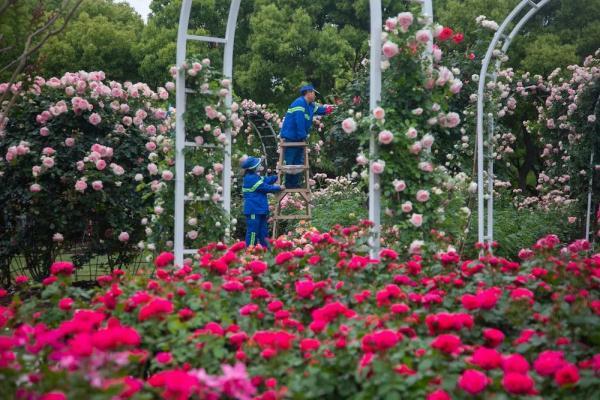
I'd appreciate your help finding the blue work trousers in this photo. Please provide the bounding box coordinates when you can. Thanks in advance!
[284,144,304,188]
[245,213,269,248]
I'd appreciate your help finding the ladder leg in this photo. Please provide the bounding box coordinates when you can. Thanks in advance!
[272,141,285,239]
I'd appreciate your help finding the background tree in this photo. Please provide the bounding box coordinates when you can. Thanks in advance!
[37,0,144,82]
[435,0,600,76]
[0,0,84,132]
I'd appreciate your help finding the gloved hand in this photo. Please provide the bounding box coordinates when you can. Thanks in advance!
[325,104,335,115]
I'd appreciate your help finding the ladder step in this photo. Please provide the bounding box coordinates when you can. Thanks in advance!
[279,165,307,174]
[527,0,540,8]
[183,249,198,255]
[272,214,311,220]
[280,141,307,147]
[187,34,227,43]
[185,88,196,93]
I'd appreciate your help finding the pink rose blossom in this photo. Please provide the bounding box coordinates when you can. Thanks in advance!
[40,127,50,136]
[421,134,434,148]
[397,12,414,32]
[382,42,400,58]
[162,170,174,181]
[75,179,87,193]
[416,190,430,202]
[42,157,55,168]
[371,160,385,174]
[30,183,42,192]
[65,138,75,147]
[450,80,463,94]
[213,163,224,173]
[416,29,432,43]
[406,127,418,139]
[92,180,103,191]
[146,125,157,136]
[192,165,205,176]
[401,201,413,213]
[88,113,102,126]
[96,160,107,170]
[342,118,357,133]
[410,213,423,227]
[385,17,397,31]
[373,107,385,120]
[111,163,125,175]
[410,142,422,154]
[419,162,433,172]
[393,179,406,192]
[378,130,394,144]
[118,232,130,242]
[356,154,368,166]
[42,147,55,156]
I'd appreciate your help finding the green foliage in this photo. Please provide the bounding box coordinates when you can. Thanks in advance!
[435,0,600,75]
[134,0,235,88]
[519,34,579,77]
[37,1,144,81]
[140,0,413,110]
[465,201,581,259]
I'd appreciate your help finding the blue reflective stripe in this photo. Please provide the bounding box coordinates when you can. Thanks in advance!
[242,178,264,193]
[287,106,305,113]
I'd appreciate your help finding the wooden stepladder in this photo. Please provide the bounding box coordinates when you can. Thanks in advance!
[272,141,312,238]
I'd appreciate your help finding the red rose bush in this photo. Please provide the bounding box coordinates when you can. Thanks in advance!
[1,224,599,399]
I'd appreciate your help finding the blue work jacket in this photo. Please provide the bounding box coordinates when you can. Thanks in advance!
[280,96,327,141]
[242,172,281,214]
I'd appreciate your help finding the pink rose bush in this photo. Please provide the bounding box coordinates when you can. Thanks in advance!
[329,6,468,249]
[0,71,172,279]
[515,53,600,228]
[142,59,239,252]
[0,227,599,399]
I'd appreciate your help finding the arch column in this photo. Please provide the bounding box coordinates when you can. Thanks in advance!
[475,0,554,246]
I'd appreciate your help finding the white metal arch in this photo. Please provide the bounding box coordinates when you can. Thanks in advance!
[175,0,241,266]
[175,0,433,265]
[476,0,553,246]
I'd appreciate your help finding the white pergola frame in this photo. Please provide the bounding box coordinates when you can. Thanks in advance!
[476,0,555,245]
[174,0,433,265]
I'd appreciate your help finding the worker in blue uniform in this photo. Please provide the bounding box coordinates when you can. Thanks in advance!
[279,84,334,188]
[242,156,283,248]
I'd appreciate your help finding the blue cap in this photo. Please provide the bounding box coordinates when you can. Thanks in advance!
[241,156,262,170]
[300,84,319,95]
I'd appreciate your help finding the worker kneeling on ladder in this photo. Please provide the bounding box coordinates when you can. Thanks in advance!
[242,156,284,248]
[280,84,334,188]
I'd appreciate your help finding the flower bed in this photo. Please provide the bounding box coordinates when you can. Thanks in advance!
[1,224,599,399]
